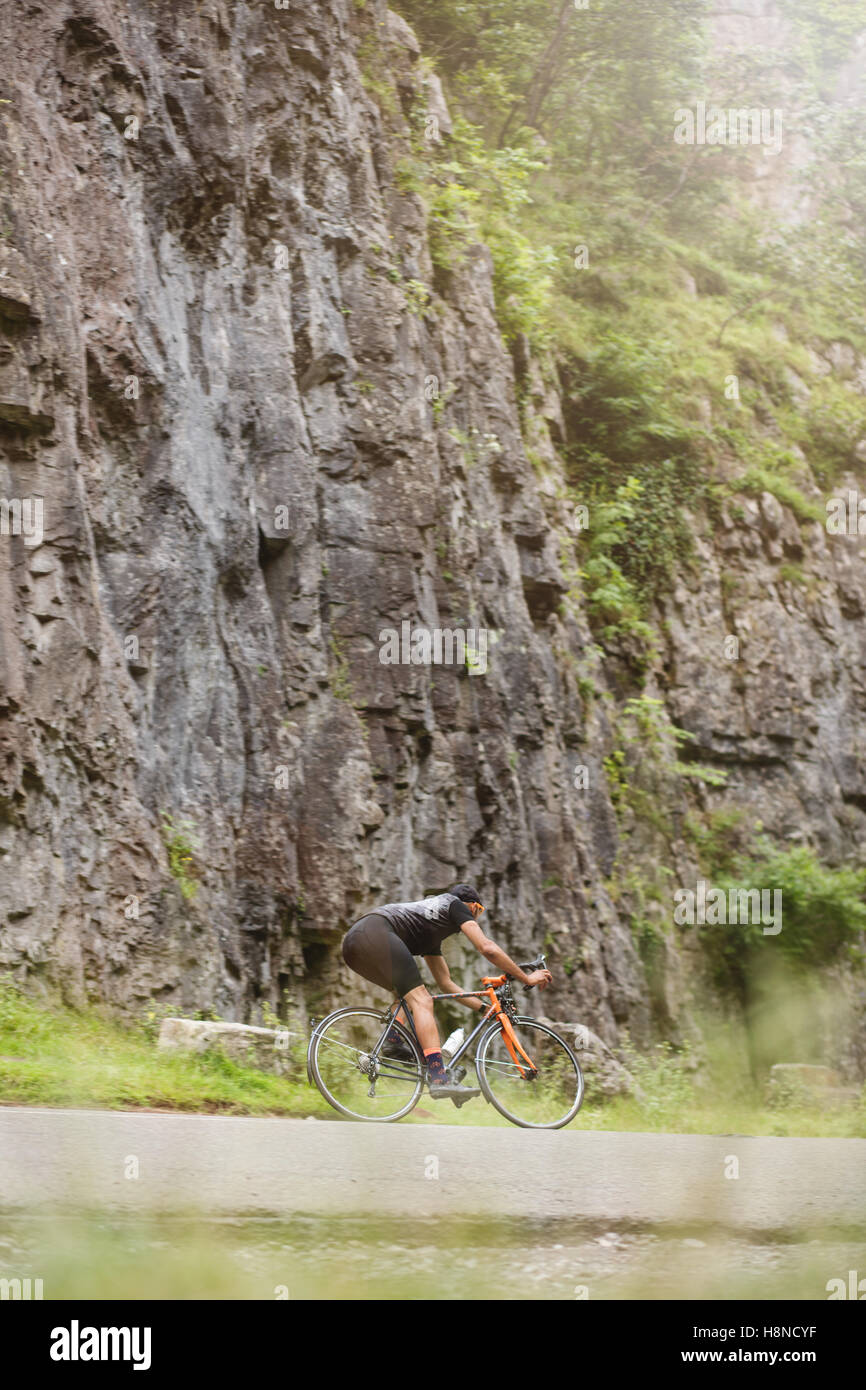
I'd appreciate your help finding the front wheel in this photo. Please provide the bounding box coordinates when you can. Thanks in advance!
[476,1017,584,1129]
[309,1007,424,1122]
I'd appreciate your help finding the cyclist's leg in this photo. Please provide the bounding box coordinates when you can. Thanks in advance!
[401,983,439,1053]
[402,980,478,1098]
[341,917,441,1054]
[342,923,478,1101]
[380,935,441,1053]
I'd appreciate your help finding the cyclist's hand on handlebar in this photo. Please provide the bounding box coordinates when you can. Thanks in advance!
[525,968,553,990]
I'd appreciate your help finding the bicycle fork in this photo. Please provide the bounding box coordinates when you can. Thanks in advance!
[498,1013,538,1079]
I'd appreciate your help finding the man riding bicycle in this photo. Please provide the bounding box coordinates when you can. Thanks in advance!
[341,884,553,1101]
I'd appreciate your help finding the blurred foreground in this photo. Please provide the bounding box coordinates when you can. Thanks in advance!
[1,1213,863,1300]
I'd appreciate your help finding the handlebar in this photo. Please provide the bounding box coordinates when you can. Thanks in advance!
[515,953,548,987]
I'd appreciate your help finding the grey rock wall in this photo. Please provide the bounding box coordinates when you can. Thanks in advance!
[0,0,863,1066]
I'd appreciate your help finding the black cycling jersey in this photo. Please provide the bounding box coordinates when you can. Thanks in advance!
[373,893,475,956]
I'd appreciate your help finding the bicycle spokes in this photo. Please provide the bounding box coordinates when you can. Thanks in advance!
[478,1019,583,1129]
[311,1010,424,1122]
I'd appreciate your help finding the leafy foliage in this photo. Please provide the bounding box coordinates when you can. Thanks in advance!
[400,115,556,340]
[604,696,728,825]
[712,840,866,970]
[394,0,866,575]
[161,814,199,901]
[579,478,656,644]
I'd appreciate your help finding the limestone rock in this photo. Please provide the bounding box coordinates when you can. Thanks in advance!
[158,1018,296,1076]
[0,0,863,1086]
[542,1020,642,1099]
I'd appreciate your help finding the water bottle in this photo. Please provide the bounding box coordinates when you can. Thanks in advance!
[441,1027,465,1061]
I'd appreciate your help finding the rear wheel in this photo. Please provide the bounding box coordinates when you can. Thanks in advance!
[309,1007,424,1122]
[476,1017,584,1129]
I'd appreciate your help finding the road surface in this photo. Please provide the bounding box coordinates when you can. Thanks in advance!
[1,1107,864,1233]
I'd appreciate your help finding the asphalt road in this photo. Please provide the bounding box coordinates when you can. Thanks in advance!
[1,1107,864,1233]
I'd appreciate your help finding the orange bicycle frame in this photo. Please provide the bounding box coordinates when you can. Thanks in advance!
[479,975,537,1078]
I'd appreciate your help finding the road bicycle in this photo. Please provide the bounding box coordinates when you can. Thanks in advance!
[306,953,584,1129]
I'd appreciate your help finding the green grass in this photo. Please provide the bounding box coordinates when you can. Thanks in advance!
[577,1095,866,1139]
[2,978,863,1135]
[577,1024,866,1139]
[0,977,331,1118]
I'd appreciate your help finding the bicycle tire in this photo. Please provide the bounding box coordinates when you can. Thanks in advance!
[476,1016,584,1129]
[309,1006,424,1123]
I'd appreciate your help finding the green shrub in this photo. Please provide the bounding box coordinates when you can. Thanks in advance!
[709,839,866,975]
[802,380,866,486]
[161,814,199,900]
[617,1036,694,1126]
[579,478,656,646]
[562,335,703,597]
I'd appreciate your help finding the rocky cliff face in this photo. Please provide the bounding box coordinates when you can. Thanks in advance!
[0,0,863,1061]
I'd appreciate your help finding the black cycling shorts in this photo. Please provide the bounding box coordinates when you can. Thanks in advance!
[341,913,423,996]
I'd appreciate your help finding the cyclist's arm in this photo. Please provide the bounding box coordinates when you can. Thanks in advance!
[424,954,485,1012]
[459,919,535,987]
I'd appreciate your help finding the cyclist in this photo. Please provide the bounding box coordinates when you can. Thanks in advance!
[341,884,553,1101]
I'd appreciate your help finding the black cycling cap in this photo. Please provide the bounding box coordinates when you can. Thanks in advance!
[450,883,483,904]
